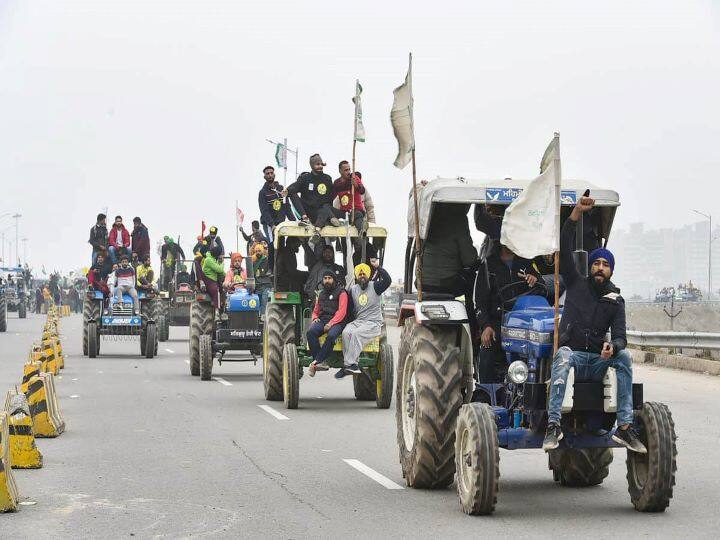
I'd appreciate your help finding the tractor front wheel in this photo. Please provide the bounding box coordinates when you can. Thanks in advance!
[375,342,394,409]
[282,343,299,409]
[353,373,376,401]
[264,303,294,401]
[626,402,677,512]
[199,334,213,381]
[87,321,98,358]
[144,323,157,358]
[18,302,27,319]
[455,402,499,515]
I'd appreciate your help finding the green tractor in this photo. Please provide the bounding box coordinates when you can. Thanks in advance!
[262,221,393,410]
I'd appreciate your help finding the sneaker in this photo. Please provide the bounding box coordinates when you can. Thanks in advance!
[314,361,330,371]
[308,361,321,377]
[612,426,647,453]
[345,363,362,375]
[542,423,564,451]
[329,217,341,227]
[334,368,348,380]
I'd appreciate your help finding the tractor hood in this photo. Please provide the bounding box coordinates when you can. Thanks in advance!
[228,289,260,312]
[501,296,558,358]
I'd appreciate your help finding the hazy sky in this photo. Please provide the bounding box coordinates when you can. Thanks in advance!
[1,1,719,277]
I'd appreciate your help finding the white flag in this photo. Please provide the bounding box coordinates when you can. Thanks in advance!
[391,53,414,169]
[353,79,366,143]
[500,134,561,259]
[275,143,287,168]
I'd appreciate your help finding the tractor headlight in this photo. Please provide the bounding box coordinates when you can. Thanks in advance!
[507,360,529,384]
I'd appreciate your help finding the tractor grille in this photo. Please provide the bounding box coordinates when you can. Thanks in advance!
[229,311,259,330]
[112,303,134,316]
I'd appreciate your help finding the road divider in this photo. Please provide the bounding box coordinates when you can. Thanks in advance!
[4,390,42,469]
[0,412,20,512]
[26,373,65,438]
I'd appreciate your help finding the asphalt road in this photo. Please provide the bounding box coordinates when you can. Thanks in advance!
[1,313,719,538]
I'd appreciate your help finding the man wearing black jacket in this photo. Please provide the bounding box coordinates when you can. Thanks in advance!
[258,165,290,240]
[287,154,340,231]
[474,244,540,382]
[88,213,108,265]
[543,195,645,454]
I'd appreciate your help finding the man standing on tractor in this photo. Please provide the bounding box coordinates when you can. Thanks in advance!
[337,260,391,378]
[201,245,226,321]
[307,270,348,377]
[542,195,646,454]
[108,215,131,263]
[204,226,225,257]
[131,216,150,260]
[113,254,140,315]
[333,160,366,232]
[287,154,340,236]
[160,236,186,290]
[88,213,108,265]
[258,165,289,243]
[136,254,155,293]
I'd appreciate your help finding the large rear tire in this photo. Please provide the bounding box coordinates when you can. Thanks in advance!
[88,321,98,358]
[353,373,376,401]
[144,324,157,358]
[396,320,463,489]
[264,303,294,401]
[282,343,299,409]
[376,341,394,409]
[549,448,613,487]
[455,403,500,515]
[190,298,214,377]
[199,334,213,380]
[18,302,27,319]
[626,402,677,512]
[158,314,169,342]
[82,297,100,355]
[0,296,6,332]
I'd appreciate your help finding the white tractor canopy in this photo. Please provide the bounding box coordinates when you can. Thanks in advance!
[408,177,620,241]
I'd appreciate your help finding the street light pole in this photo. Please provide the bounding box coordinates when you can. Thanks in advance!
[693,210,712,300]
[21,238,28,265]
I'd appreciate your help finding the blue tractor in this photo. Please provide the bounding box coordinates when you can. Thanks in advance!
[82,288,159,358]
[189,262,263,380]
[396,178,677,515]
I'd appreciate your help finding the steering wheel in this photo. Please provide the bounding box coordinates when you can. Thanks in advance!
[497,278,548,311]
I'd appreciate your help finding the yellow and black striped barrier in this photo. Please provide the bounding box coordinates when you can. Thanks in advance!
[25,373,65,438]
[0,412,20,512]
[20,361,42,395]
[4,390,42,469]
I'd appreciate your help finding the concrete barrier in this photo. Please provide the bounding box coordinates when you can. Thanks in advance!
[25,373,65,438]
[4,390,42,469]
[20,361,42,395]
[628,348,720,376]
[0,412,20,512]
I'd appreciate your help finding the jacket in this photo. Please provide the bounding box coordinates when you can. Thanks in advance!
[161,243,186,264]
[224,267,247,290]
[259,181,288,226]
[131,224,150,257]
[88,224,108,251]
[558,216,626,354]
[136,264,154,286]
[202,252,225,282]
[109,225,130,249]
[421,204,477,289]
[305,260,345,299]
[287,171,334,215]
[203,234,224,256]
[312,285,348,326]
[335,188,376,222]
[333,176,365,212]
[474,250,540,330]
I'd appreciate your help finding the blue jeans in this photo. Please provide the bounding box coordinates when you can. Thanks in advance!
[107,246,126,263]
[547,347,634,426]
[307,320,343,363]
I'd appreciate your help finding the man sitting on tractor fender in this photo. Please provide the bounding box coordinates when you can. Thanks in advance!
[223,252,246,291]
[307,270,348,377]
[136,254,155,293]
[337,260,391,378]
[543,195,646,454]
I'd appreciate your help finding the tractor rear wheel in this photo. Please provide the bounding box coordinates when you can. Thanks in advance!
[626,402,677,512]
[199,334,213,380]
[376,341,394,409]
[82,297,100,355]
[264,303,294,401]
[282,343,299,409]
[190,298,214,377]
[549,447,613,487]
[455,402,500,515]
[144,324,157,358]
[18,302,26,319]
[396,320,463,488]
[158,312,169,342]
[353,373,376,401]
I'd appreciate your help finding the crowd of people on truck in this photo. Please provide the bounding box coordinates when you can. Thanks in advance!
[415,186,645,455]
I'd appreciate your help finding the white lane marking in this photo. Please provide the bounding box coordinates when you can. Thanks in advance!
[165,348,174,353]
[343,459,404,490]
[184,360,190,364]
[257,404,289,420]
[213,377,232,386]
[98,371,103,374]
[70,395,80,399]
[71,378,78,381]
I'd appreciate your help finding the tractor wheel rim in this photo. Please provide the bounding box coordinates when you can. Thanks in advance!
[402,356,417,451]
[458,427,473,494]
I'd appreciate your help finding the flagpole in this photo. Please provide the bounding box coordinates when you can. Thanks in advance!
[552,133,562,354]
[411,148,423,302]
[235,199,240,254]
[283,138,288,184]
